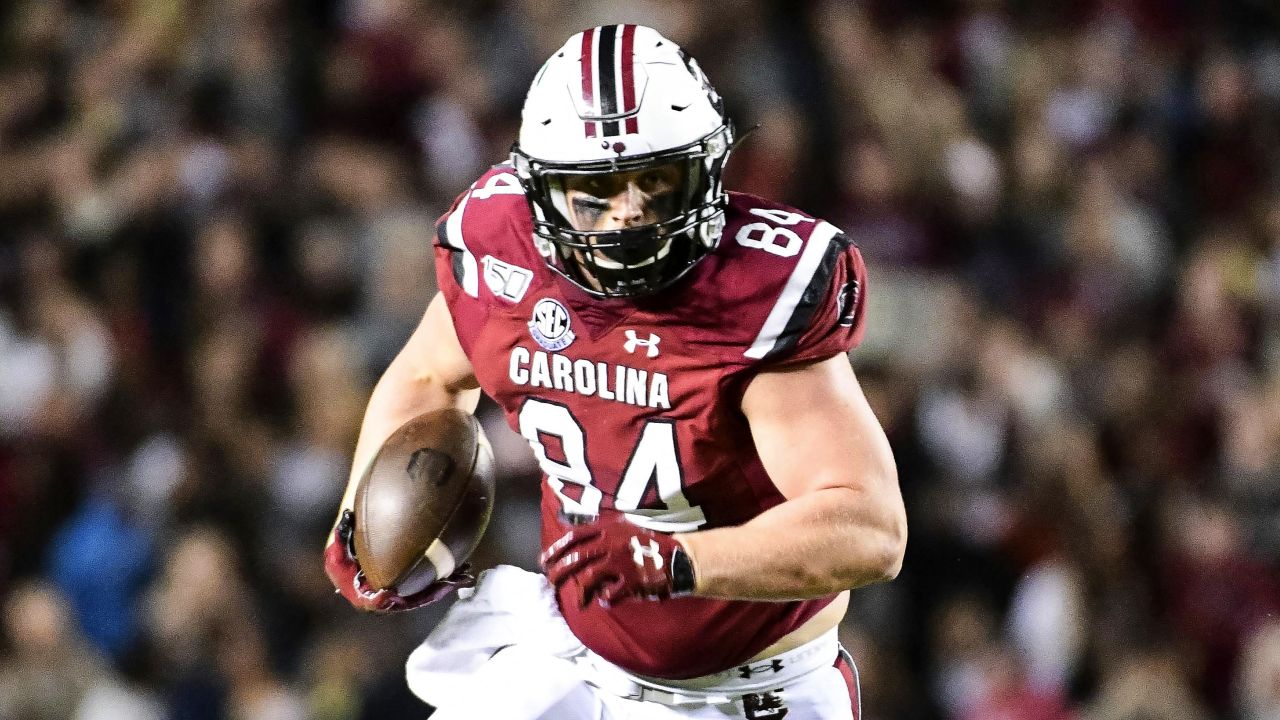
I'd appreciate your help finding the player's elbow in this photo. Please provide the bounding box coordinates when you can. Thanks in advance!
[826,539,900,593]
[877,519,907,582]
[836,484,907,587]
[843,523,904,588]
[875,494,908,582]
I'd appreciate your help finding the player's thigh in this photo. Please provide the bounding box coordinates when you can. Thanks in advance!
[778,649,861,720]
[429,681,611,720]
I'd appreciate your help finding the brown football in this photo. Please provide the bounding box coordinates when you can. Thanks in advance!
[352,408,495,594]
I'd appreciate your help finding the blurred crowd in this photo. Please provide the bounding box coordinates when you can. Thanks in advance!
[0,0,1278,719]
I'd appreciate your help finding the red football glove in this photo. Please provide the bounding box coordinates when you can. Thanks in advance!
[541,515,695,608]
[323,510,475,612]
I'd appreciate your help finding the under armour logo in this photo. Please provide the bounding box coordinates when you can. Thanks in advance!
[743,691,788,719]
[623,330,661,358]
[630,536,664,570]
[738,659,785,679]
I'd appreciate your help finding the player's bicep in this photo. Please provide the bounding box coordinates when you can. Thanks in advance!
[397,292,480,395]
[740,354,894,500]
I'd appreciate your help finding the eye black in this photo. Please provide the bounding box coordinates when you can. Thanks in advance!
[573,196,609,214]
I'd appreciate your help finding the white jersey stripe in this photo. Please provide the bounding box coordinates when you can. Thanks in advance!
[422,538,456,580]
[744,221,841,360]
[446,191,479,298]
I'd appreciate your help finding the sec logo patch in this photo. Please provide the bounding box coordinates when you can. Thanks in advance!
[529,298,576,351]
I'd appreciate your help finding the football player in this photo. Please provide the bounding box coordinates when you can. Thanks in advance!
[325,24,906,720]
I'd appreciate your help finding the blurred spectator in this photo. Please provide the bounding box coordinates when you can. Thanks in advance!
[0,1,1277,718]
[0,238,115,441]
[1160,495,1280,710]
[0,580,109,719]
[46,495,154,659]
[1006,553,1087,697]
[955,646,1074,720]
[73,635,166,720]
[1235,621,1280,720]
[299,632,365,720]
[1085,645,1213,720]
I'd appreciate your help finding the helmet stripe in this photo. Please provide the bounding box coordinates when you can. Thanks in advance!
[580,27,597,137]
[621,24,638,134]
[597,25,619,136]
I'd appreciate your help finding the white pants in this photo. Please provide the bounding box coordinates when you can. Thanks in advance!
[406,566,861,720]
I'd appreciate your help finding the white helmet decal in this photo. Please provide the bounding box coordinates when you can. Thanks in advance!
[519,25,727,163]
[577,24,641,139]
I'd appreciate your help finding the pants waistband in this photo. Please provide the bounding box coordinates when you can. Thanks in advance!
[577,627,839,706]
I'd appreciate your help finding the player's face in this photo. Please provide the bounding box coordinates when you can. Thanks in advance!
[561,163,684,232]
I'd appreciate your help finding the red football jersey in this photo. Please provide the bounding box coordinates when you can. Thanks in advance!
[433,164,869,679]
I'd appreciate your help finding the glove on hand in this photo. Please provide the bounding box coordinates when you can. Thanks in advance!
[324,510,475,612]
[541,514,695,608]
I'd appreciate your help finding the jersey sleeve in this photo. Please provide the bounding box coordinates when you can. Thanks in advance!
[432,164,538,358]
[745,228,869,368]
[433,190,488,359]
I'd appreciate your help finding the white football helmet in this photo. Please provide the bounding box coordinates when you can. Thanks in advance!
[511,25,734,298]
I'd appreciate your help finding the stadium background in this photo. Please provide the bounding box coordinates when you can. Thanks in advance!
[1,0,1279,718]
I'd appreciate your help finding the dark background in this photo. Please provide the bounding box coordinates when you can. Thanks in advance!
[1,1,1279,718]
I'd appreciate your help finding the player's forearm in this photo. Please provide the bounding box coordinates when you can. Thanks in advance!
[674,485,906,601]
[333,357,479,531]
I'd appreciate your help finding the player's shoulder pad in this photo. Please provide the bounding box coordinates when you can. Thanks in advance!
[435,163,538,300]
[715,192,867,365]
